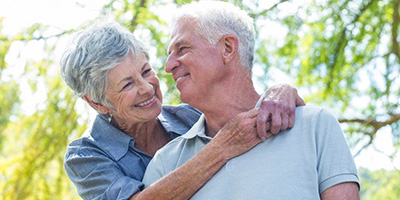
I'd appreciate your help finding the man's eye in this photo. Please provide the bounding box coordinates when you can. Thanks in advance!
[179,47,188,53]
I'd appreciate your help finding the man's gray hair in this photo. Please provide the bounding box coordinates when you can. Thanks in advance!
[60,21,149,109]
[173,1,255,71]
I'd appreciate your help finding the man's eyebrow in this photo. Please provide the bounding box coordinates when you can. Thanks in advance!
[168,40,187,55]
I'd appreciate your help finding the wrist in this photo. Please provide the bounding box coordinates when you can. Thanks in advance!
[203,138,230,164]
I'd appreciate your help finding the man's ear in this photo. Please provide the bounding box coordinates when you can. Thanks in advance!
[83,94,110,114]
[220,34,239,65]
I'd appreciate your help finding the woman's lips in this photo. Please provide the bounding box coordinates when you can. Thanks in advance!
[135,96,156,107]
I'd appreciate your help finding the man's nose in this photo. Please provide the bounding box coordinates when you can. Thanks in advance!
[165,53,179,73]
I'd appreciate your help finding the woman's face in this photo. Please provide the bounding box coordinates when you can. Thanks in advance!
[104,52,163,129]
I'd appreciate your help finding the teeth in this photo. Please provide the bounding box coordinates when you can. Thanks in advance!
[176,75,186,82]
[137,96,155,107]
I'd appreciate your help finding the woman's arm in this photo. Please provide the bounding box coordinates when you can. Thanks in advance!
[131,84,303,199]
[132,109,261,200]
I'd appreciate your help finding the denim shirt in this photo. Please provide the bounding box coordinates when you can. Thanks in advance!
[64,104,201,200]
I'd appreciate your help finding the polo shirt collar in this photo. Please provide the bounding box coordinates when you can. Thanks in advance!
[181,114,210,139]
[89,107,195,161]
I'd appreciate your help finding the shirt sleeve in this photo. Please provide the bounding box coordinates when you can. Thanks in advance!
[64,145,143,200]
[141,151,166,188]
[315,108,360,194]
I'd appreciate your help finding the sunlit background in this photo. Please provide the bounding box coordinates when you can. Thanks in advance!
[1,0,399,199]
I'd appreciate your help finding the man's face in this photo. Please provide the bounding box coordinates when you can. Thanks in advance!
[165,19,225,106]
[105,53,163,129]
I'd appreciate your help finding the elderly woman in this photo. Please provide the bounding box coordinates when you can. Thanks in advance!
[60,21,303,200]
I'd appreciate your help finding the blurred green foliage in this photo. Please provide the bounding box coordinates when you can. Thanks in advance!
[359,168,400,199]
[0,0,399,199]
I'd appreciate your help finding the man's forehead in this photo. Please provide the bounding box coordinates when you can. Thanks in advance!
[169,19,194,40]
[167,25,191,54]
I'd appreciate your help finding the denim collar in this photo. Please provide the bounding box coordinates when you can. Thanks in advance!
[89,115,133,160]
[88,105,199,160]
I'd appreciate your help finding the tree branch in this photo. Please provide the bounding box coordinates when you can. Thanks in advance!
[130,0,147,32]
[332,0,377,65]
[15,30,71,41]
[253,0,289,17]
[392,0,400,59]
[339,113,400,143]
[353,135,373,158]
[339,113,400,128]
[327,0,378,89]
[0,29,71,42]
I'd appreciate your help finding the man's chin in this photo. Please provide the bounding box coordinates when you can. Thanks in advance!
[179,92,191,104]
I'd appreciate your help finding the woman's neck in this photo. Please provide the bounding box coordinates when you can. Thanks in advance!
[116,118,171,156]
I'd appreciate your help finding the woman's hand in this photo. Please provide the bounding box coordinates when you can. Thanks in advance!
[137,109,264,200]
[212,109,264,160]
[257,83,305,139]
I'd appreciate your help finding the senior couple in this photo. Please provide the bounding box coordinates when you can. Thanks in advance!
[61,1,359,199]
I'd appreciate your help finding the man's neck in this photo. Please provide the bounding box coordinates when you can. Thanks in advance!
[199,73,260,137]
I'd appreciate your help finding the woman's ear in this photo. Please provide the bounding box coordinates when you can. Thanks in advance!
[220,34,239,65]
[83,94,110,114]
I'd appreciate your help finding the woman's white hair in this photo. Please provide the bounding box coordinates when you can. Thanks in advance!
[60,20,149,110]
[172,1,255,71]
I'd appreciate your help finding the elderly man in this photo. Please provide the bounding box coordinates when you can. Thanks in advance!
[143,1,360,199]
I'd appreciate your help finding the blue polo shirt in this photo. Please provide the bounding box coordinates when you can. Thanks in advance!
[64,104,201,200]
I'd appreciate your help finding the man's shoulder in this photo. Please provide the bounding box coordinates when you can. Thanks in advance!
[295,105,337,121]
[154,135,190,159]
[143,135,193,187]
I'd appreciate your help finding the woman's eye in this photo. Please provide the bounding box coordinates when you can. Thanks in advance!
[122,82,133,90]
[143,69,152,76]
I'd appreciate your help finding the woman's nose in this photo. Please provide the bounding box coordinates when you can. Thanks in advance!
[138,79,153,96]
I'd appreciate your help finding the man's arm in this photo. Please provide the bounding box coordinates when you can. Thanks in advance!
[321,182,360,200]
[257,83,305,139]
[317,108,360,198]
[133,109,261,200]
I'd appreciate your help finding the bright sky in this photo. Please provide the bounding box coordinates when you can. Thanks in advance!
[1,0,399,171]
[0,0,106,35]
